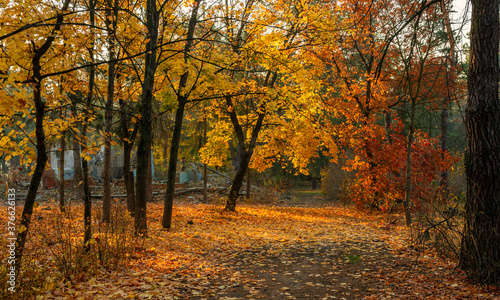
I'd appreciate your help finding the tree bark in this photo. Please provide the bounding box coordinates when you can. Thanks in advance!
[147,148,153,202]
[439,0,456,195]
[163,102,185,229]
[224,94,266,211]
[102,0,118,223]
[162,0,201,229]
[71,102,83,200]
[83,0,96,252]
[59,131,66,212]
[14,0,72,273]
[136,0,159,236]
[403,97,416,227]
[120,99,137,215]
[459,0,500,284]
[203,116,208,202]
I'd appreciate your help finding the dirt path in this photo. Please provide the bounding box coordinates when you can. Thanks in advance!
[10,190,499,299]
[185,191,499,300]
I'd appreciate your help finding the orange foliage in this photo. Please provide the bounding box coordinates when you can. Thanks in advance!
[344,119,459,210]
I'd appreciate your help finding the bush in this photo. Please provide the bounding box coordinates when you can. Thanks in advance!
[344,120,459,211]
[0,200,138,299]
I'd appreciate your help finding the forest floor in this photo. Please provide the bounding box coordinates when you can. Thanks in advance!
[2,187,500,299]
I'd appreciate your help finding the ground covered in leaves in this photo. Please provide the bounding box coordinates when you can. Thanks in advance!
[2,193,500,299]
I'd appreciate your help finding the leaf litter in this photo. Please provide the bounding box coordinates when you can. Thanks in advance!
[3,198,499,299]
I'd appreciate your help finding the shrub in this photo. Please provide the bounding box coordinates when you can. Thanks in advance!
[344,120,459,211]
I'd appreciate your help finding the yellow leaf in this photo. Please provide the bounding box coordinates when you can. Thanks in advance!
[18,225,27,234]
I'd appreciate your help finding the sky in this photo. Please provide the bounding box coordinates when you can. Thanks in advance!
[451,0,470,44]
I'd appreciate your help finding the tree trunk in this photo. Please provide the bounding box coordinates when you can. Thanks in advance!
[102,0,118,223]
[14,0,71,273]
[71,103,83,200]
[459,0,500,284]
[120,98,137,215]
[224,94,266,211]
[226,151,251,211]
[246,168,251,200]
[135,0,159,236]
[439,0,456,195]
[163,102,186,229]
[147,149,152,202]
[123,145,134,213]
[83,0,96,252]
[15,65,48,272]
[228,139,240,176]
[162,0,201,229]
[59,131,66,212]
[403,98,416,227]
[203,116,208,202]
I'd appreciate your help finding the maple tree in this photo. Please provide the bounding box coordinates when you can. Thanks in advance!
[162,0,202,230]
[0,0,74,270]
[304,0,461,223]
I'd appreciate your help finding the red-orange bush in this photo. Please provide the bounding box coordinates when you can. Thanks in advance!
[344,120,458,210]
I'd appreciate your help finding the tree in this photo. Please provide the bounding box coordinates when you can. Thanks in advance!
[162,0,202,230]
[135,0,160,236]
[459,0,500,284]
[82,0,96,252]
[0,0,74,272]
[102,0,120,223]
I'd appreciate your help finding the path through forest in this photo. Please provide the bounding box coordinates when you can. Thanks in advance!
[12,190,500,299]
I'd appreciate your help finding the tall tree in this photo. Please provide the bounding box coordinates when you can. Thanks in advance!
[460,0,500,284]
[102,0,119,223]
[82,0,96,252]
[59,122,66,212]
[162,0,201,229]
[11,0,73,271]
[71,101,84,200]
[136,0,159,236]
[438,0,456,195]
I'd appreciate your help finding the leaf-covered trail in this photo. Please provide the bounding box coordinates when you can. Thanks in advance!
[32,200,499,299]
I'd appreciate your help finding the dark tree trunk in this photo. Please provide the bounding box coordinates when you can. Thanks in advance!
[163,102,186,229]
[83,0,96,252]
[14,0,71,273]
[136,0,159,236]
[102,0,118,223]
[162,0,201,229]
[439,0,455,195]
[460,0,500,284]
[120,99,138,215]
[59,131,66,212]
[226,151,251,211]
[15,65,48,272]
[246,169,250,200]
[228,139,240,176]
[147,149,152,202]
[71,103,83,200]
[403,97,416,227]
[203,116,208,202]
[224,94,266,212]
